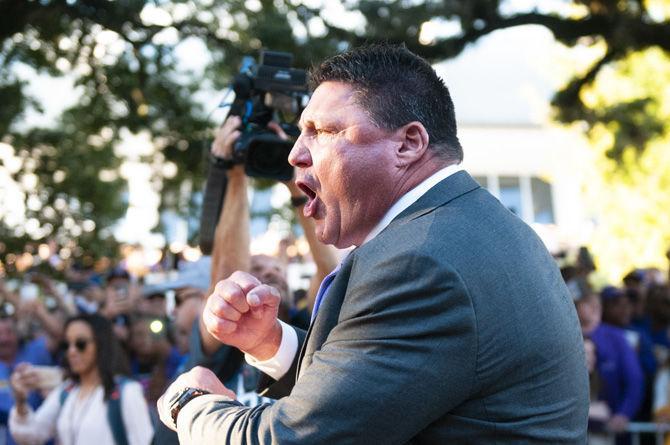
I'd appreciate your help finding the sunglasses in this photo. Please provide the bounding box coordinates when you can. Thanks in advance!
[62,338,91,353]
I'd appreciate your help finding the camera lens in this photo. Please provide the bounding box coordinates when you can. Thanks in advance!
[245,134,294,181]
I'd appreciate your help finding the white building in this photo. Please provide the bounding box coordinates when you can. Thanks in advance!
[249,26,597,261]
[459,124,593,253]
[436,26,596,253]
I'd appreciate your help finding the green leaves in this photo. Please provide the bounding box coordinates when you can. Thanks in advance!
[0,0,341,263]
[2,0,669,264]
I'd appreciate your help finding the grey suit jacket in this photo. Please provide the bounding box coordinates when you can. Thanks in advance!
[177,171,589,444]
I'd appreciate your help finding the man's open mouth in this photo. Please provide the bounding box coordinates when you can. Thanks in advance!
[297,181,316,201]
[296,180,319,218]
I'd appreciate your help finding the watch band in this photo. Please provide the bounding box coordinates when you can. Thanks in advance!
[210,153,238,170]
[169,387,211,427]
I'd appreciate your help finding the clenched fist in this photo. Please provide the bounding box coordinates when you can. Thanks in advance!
[203,271,283,361]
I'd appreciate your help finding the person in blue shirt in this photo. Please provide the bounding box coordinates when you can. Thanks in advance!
[577,292,644,443]
[601,285,657,424]
[0,315,54,445]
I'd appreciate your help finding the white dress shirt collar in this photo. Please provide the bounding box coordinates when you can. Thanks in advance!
[361,163,463,245]
[244,163,465,380]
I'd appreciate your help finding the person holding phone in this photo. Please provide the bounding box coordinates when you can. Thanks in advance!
[9,314,153,445]
[0,305,54,445]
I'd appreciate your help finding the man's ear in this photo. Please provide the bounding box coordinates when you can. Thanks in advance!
[395,122,430,167]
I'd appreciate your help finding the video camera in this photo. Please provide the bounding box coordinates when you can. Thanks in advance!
[227,50,308,181]
[198,50,308,254]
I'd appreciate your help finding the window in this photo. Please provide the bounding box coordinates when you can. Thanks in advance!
[531,178,555,224]
[473,176,488,188]
[499,176,522,216]
[475,174,555,225]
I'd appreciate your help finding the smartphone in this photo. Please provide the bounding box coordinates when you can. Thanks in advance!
[31,366,63,391]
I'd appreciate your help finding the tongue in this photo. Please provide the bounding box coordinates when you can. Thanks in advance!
[304,198,317,218]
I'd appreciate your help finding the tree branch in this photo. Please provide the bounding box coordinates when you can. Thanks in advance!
[412,12,612,60]
[552,46,624,122]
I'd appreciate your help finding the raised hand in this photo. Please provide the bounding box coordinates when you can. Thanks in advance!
[10,363,39,403]
[202,271,283,361]
[211,116,242,159]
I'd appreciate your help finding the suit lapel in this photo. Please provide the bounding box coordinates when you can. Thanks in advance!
[296,253,355,381]
[389,170,481,227]
[295,171,480,381]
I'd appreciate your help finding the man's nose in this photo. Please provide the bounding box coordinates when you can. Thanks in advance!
[288,135,312,168]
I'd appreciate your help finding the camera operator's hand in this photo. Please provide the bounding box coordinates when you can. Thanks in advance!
[211,117,290,160]
[267,121,289,141]
[211,116,242,160]
[203,271,283,361]
[267,121,301,191]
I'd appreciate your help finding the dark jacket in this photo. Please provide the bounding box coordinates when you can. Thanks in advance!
[177,171,589,444]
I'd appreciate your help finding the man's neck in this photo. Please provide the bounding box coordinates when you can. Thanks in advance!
[388,156,450,206]
[359,161,461,246]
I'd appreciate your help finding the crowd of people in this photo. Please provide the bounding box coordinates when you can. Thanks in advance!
[0,112,339,445]
[565,249,670,444]
[5,251,669,444]
[0,49,666,443]
[1,199,668,445]
[1,193,669,445]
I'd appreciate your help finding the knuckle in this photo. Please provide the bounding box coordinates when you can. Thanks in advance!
[205,312,235,336]
[210,301,228,317]
[214,279,229,292]
[222,290,242,306]
[202,309,218,328]
[229,271,247,281]
[224,306,241,321]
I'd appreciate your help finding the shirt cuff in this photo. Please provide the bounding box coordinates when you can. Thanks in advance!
[244,320,298,380]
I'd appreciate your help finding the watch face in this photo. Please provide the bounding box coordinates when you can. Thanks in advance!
[170,387,195,426]
[169,388,185,406]
[170,387,211,427]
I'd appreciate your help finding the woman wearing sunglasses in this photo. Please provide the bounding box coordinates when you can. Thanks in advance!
[8,313,153,445]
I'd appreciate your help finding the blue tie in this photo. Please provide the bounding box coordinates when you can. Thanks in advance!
[310,265,341,322]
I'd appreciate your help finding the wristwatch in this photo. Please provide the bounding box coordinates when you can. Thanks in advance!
[169,387,211,427]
